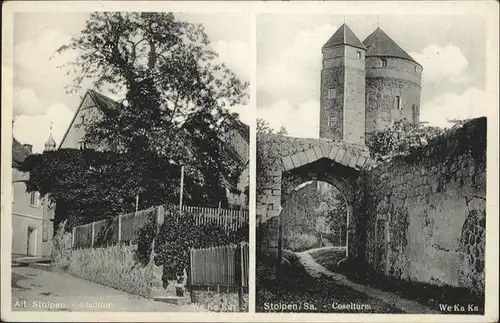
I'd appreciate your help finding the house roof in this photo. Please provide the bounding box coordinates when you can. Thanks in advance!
[362,27,420,65]
[87,89,121,111]
[58,90,121,149]
[323,24,367,50]
[60,89,249,150]
[12,137,31,168]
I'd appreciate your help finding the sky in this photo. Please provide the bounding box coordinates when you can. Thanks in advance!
[257,14,489,138]
[12,12,251,153]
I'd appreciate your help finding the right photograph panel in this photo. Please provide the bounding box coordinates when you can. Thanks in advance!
[256,14,487,314]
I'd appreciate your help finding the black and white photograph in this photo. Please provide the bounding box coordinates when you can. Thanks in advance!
[1,1,499,322]
[7,10,250,313]
[256,14,491,314]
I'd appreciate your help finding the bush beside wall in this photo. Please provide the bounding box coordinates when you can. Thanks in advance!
[68,245,154,298]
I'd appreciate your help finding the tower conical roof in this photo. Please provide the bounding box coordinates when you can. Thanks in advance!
[363,27,419,65]
[323,24,367,50]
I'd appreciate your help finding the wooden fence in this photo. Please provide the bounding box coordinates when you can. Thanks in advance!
[72,204,249,249]
[189,242,249,294]
[175,205,248,232]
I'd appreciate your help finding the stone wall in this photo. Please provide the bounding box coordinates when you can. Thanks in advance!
[68,245,155,298]
[365,56,422,140]
[360,117,486,295]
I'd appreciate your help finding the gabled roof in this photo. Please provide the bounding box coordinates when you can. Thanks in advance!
[58,90,120,149]
[87,89,121,111]
[323,24,367,51]
[363,27,420,65]
[12,137,31,168]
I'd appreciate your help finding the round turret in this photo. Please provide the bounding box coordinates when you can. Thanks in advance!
[363,27,422,139]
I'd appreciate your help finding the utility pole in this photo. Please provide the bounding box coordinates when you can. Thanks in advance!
[179,164,185,210]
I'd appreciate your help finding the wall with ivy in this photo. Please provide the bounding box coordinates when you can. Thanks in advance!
[360,117,486,295]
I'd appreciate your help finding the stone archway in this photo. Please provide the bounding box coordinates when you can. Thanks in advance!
[256,133,375,262]
[279,158,357,258]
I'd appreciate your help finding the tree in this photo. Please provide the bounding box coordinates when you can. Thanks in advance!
[367,120,444,162]
[23,13,249,226]
[20,148,223,228]
[256,118,287,135]
[58,13,247,154]
[257,118,274,134]
[56,12,248,196]
[277,126,288,135]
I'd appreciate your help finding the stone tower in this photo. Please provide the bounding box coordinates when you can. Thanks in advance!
[320,24,366,145]
[363,27,422,139]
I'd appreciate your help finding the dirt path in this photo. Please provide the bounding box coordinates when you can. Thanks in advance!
[295,251,440,314]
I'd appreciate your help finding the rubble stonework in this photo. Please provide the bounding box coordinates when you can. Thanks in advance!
[360,117,486,295]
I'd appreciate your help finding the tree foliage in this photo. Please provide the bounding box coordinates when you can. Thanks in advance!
[57,12,248,156]
[20,149,228,228]
[367,120,445,162]
[150,208,248,287]
[23,12,249,226]
[256,119,289,199]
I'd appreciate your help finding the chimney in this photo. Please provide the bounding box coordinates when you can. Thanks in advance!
[23,144,33,153]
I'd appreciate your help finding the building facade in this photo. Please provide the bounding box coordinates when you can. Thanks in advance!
[320,24,422,144]
[12,138,55,257]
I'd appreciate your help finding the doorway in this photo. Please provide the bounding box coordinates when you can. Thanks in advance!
[27,227,37,256]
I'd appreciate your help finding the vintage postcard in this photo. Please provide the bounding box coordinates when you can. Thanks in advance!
[1,1,499,323]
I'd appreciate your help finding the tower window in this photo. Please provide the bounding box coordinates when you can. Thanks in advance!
[30,191,41,207]
[327,88,337,99]
[356,51,362,59]
[414,66,418,73]
[78,140,87,150]
[328,116,336,127]
[80,115,85,125]
[412,104,419,123]
[381,59,388,67]
[394,96,402,110]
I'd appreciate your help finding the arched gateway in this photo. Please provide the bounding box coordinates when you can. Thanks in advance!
[256,133,376,261]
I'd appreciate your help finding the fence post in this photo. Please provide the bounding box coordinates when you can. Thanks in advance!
[236,242,243,311]
[91,222,95,248]
[118,214,122,245]
[72,226,76,249]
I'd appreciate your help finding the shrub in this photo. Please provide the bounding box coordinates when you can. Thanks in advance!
[284,231,319,252]
[134,207,248,289]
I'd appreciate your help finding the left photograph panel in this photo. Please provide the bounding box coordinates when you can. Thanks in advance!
[11,11,250,312]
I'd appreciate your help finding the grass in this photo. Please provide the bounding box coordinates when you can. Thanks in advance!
[256,250,403,313]
[358,274,485,314]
